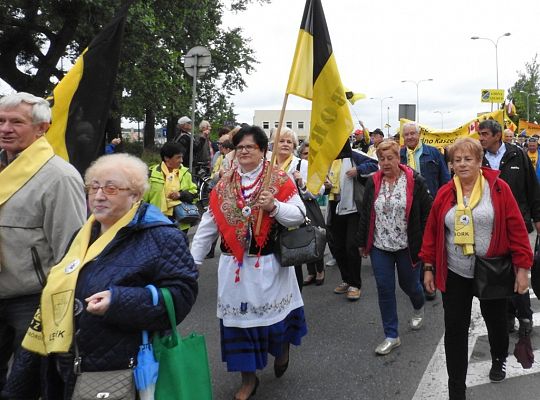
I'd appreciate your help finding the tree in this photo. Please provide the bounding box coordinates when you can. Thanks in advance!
[508,54,540,124]
[0,0,266,148]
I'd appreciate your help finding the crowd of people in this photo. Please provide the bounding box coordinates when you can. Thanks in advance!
[0,90,537,400]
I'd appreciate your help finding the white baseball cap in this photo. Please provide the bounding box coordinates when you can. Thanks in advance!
[177,116,192,125]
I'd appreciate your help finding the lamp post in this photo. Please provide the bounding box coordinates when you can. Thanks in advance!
[433,111,451,129]
[401,79,434,124]
[519,90,532,122]
[470,33,511,90]
[369,96,393,129]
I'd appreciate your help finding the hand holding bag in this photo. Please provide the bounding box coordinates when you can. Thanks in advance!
[173,202,201,224]
[153,288,212,400]
[473,255,515,300]
[276,206,327,267]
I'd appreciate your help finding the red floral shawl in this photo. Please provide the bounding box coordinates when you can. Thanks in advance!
[209,161,297,266]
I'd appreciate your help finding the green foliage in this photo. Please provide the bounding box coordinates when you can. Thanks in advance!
[140,148,162,167]
[0,0,266,136]
[508,54,540,123]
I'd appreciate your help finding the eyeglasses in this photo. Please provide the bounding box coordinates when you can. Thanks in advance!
[301,151,309,156]
[235,144,259,152]
[85,183,131,195]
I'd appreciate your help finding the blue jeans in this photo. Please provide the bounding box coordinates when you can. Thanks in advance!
[370,247,425,338]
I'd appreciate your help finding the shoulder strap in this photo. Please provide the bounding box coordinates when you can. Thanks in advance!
[160,287,179,345]
[296,159,302,171]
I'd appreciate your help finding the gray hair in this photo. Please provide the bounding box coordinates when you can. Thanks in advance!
[85,153,149,197]
[0,92,51,124]
[199,120,211,130]
[402,122,420,134]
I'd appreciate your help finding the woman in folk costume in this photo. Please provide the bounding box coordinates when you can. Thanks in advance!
[143,142,198,236]
[10,154,198,399]
[274,128,326,288]
[191,125,307,400]
[420,138,532,400]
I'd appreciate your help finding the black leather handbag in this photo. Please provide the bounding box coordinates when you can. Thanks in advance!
[72,369,135,400]
[473,255,515,300]
[276,207,327,267]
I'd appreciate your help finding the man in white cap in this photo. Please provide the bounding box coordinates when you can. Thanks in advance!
[173,116,196,169]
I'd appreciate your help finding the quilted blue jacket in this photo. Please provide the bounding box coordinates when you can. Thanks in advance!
[3,202,198,399]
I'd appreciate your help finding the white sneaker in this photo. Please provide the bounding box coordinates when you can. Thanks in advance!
[375,337,401,355]
[325,258,337,267]
[409,306,424,330]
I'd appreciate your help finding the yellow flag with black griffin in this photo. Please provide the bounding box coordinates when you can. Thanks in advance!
[286,0,353,194]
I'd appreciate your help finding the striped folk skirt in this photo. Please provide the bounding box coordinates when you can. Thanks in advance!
[220,306,307,372]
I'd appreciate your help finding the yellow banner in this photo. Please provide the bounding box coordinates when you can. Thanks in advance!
[518,120,540,136]
[399,110,505,151]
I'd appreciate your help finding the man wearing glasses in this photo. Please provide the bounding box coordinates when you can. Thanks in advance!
[0,92,86,397]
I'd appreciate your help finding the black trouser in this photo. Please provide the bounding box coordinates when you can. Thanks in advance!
[306,260,324,275]
[294,265,303,293]
[328,202,362,288]
[0,294,41,396]
[507,292,533,321]
[442,270,508,400]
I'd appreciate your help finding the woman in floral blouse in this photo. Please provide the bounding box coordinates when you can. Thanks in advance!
[356,139,432,355]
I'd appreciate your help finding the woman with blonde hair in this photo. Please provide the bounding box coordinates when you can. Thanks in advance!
[421,137,532,399]
[357,139,432,355]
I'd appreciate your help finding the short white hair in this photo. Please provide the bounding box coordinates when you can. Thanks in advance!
[199,120,211,130]
[85,153,149,197]
[0,92,51,124]
[402,122,420,134]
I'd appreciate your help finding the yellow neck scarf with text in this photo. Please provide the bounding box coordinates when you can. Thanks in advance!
[453,173,484,256]
[0,137,54,207]
[328,159,342,200]
[161,162,180,215]
[276,154,294,173]
[22,202,140,355]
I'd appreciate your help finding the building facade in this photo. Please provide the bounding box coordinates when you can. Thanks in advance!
[253,109,311,141]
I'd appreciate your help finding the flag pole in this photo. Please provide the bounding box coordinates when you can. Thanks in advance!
[254,92,289,235]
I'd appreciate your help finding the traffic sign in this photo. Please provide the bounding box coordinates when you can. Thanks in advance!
[480,89,504,103]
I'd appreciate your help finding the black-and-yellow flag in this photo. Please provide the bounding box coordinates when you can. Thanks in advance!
[286,0,353,194]
[46,2,131,174]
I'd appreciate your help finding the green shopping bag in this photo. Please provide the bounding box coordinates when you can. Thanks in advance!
[153,288,213,400]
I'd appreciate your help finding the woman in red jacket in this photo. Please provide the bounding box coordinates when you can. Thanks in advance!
[420,137,532,400]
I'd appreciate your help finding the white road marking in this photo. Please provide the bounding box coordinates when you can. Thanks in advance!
[413,290,539,400]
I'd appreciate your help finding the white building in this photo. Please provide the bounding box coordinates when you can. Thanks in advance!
[253,109,311,140]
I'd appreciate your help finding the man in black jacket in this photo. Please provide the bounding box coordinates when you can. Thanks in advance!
[479,119,540,335]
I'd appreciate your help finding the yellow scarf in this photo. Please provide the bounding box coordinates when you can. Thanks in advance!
[407,142,421,171]
[328,159,342,200]
[453,173,484,256]
[0,136,54,206]
[528,151,538,169]
[276,154,294,173]
[22,202,140,355]
[161,162,181,216]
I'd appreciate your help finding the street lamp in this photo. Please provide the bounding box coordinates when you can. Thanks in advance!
[433,111,451,129]
[519,90,532,122]
[401,79,434,124]
[470,33,511,90]
[369,96,393,129]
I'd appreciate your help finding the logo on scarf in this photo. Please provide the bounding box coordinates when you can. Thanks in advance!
[51,290,73,326]
[459,215,470,225]
[64,259,80,274]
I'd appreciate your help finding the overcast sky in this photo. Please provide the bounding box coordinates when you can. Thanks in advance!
[224,0,540,133]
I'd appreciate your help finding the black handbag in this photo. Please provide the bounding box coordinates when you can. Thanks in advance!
[276,206,327,267]
[531,235,540,297]
[473,255,515,300]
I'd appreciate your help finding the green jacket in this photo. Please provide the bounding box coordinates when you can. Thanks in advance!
[143,163,197,230]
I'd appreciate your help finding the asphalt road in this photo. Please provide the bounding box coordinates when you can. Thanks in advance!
[181,235,540,400]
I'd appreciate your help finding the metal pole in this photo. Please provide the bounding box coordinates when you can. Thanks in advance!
[380,100,383,128]
[386,106,390,136]
[527,94,530,122]
[189,55,198,173]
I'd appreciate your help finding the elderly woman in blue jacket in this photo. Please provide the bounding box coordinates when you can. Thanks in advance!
[3,153,198,400]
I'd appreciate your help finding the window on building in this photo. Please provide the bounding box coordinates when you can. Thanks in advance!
[298,121,304,129]
[262,121,269,129]
[274,121,279,128]
[286,121,292,129]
